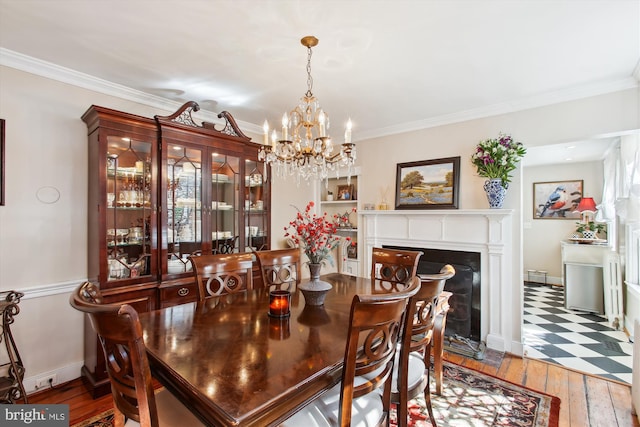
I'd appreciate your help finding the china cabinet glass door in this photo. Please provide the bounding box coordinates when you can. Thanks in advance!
[105,136,153,282]
[166,144,203,275]
[211,152,240,254]
[245,160,268,251]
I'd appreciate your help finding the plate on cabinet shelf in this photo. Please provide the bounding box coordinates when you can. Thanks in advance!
[175,199,201,208]
[245,175,263,186]
[212,173,230,182]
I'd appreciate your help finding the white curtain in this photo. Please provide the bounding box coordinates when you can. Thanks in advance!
[611,134,640,224]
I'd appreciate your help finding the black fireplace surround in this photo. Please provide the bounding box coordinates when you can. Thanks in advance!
[383,246,481,342]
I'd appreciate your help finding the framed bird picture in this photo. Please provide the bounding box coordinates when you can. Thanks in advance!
[533,180,583,219]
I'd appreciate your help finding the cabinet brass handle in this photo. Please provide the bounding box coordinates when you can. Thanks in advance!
[177,287,190,297]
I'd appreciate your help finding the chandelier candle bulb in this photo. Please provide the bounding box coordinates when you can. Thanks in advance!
[345,119,352,144]
[319,110,326,137]
[263,120,269,145]
[269,290,291,317]
[282,113,289,141]
[271,129,277,149]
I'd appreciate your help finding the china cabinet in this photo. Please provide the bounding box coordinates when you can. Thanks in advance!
[82,102,270,397]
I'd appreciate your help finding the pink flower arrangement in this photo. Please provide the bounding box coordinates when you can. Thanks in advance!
[284,201,349,265]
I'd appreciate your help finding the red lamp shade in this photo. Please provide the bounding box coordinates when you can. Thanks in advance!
[575,197,597,213]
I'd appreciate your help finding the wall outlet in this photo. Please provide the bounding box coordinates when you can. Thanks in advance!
[35,374,57,389]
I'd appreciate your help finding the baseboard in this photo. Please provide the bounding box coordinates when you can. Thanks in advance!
[521,273,561,286]
[24,361,83,395]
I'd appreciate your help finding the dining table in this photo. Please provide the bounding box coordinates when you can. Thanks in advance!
[139,273,450,426]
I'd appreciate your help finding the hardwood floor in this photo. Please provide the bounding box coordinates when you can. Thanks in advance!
[27,352,638,427]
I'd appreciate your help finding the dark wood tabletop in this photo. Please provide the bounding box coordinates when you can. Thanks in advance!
[139,273,374,427]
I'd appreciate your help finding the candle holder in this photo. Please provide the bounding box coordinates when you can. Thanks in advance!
[268,290,291,317]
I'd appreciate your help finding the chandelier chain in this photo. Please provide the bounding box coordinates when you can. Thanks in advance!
[306,45,313,98]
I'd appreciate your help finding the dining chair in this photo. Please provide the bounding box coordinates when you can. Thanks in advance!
[393,264,455,427]
[280,276,421,427]
[69,282,205,427]
[371,247,423,291]
[254,248,302,291]
[190,253,254,300]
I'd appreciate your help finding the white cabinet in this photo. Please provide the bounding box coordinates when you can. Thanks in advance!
[561,242,613,314]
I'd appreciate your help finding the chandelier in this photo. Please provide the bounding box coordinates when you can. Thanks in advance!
[258,36,356,183]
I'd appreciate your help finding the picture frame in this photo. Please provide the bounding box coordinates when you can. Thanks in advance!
[337,184,354,201]
[395,156,460,210]
[0,119,4,206]
[533,180,583,219]
[347,242,357,259]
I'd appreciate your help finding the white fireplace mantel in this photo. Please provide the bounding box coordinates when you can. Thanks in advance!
[360,209,515,353]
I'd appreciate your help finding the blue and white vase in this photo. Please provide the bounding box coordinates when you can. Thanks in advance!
[483,179,507,209]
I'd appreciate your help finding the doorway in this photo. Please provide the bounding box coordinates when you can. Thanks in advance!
[521,137,632,384]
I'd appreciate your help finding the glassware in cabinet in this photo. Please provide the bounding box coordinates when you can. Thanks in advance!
[105,136,154,282]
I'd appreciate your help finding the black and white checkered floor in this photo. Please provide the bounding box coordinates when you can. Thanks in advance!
[523,283,633,384]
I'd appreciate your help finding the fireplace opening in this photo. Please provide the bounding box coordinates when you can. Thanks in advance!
[383,246,481,342]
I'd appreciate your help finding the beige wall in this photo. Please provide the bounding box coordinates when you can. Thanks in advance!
[0,63,638,391]
[523,161,604,282]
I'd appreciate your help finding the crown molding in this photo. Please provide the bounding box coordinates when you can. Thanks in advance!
[0,48,263,135]
[356,77,638,141]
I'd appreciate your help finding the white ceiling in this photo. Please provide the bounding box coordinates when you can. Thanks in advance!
[0,0,638,161]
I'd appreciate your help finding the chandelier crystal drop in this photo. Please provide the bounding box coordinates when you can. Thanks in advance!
[258,36,356,184]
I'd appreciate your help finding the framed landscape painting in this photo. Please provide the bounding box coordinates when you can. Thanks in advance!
[395,156,460,209]
[533,180,583,219]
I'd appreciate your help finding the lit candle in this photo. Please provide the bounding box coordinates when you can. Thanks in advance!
[269,290,291,317]
[263,120,269,145]
[318,110,326,137]
[345,118,352,144]
[282,113,289,141]
[271,130,277,149]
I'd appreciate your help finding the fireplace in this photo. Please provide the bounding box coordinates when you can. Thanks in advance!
[384,245,481,341]
[360,209,518,354]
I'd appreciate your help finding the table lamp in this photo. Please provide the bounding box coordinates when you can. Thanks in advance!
[574,197,597,223]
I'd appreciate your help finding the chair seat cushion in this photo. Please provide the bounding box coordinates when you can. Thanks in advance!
[124,388,205,427]
[280,379,385,427]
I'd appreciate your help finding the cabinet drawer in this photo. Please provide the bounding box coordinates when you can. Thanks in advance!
[102,286,157,313]
[159,282,198,308]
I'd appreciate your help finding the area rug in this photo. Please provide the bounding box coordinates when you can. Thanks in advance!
[73,362,560,427]
[391,362,560,427]
[71,409,113,427]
